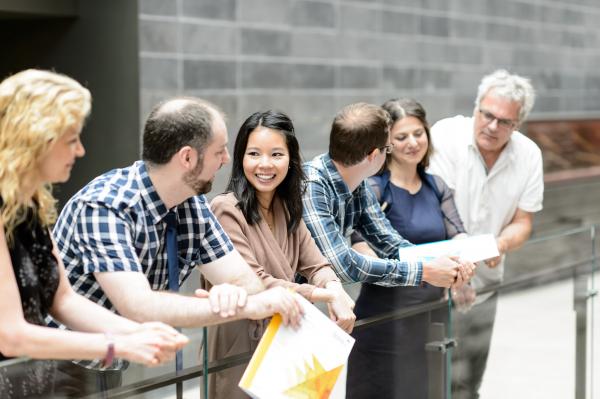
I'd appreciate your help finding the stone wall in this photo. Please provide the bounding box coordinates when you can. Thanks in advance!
[138,0,600,192]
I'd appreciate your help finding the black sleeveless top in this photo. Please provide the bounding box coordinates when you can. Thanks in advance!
[1,205,60,361]
[0,203,60,398]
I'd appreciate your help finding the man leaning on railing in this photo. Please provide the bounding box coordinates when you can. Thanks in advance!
[429,69,544,399]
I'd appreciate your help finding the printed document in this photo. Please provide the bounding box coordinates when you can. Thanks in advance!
[240,294,355,399]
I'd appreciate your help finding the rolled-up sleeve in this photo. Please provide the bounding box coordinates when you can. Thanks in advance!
[302,179,422,286]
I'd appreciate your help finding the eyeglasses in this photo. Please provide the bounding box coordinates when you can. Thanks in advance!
[378,144,394,154]
[478,108,517,130]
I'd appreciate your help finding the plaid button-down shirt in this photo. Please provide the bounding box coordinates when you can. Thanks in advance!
[302,153,422,287]
[51,161,233,369]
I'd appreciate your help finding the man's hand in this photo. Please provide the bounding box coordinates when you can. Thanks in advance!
[194,283,248,318]
[422,256,460,287]
[244,287,304,328]
[484,237,508,268]
[453,258,476,288]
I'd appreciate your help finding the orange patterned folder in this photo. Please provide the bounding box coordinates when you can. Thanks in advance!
[239,294,355,399]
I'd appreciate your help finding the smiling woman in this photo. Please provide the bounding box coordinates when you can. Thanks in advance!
[206,110,356,399]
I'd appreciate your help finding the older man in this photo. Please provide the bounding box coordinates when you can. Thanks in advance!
[429,70,544,399]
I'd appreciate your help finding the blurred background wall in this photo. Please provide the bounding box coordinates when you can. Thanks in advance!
[0,0,140,204]
[2,0,600,218]
[138,0,600,195]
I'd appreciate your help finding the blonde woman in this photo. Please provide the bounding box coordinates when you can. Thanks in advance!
[0,69,188,398]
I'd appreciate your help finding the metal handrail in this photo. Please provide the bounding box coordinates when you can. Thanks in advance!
[2,224,598,398]
[84,242,600,398]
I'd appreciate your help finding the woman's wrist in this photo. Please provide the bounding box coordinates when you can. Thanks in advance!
[325,280,342,289]
[325,281,345,296]
[101,333,115,368]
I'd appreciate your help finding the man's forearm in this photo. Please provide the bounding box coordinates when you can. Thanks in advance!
[224,272,264,295]
[497,209,534,254]
[498,221,532,253]
[352,241,378,258]
[116,290,245,328]
[198,250,265,295]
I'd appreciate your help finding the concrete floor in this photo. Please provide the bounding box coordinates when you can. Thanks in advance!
[471,177,600,399]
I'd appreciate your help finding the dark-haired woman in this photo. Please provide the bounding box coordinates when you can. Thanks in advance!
[206,110,355,399]
[347,99,468,399]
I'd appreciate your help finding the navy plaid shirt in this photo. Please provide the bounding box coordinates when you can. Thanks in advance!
[302,153,422,286]
[51,161,233,369]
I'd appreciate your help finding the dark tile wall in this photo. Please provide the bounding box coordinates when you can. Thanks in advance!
[139,0,600,192]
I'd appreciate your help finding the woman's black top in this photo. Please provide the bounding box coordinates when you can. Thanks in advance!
[0,202,60,397]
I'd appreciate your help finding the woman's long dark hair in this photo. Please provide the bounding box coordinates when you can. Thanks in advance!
[227,110,305,233]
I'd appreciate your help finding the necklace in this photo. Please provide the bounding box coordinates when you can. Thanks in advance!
[258,205,275,232]
[266,220,274,232]
[258,203,271,211]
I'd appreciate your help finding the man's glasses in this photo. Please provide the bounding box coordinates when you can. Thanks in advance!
[378,144,394,154]
[478,108,517,130]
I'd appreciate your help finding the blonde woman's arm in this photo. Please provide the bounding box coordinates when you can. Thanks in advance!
[0,225,185,365]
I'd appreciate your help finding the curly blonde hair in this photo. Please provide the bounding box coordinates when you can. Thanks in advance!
[0,69,91,241]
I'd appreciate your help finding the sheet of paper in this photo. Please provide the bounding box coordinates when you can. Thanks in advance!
[239,294,355,399]
[398,234,499,263]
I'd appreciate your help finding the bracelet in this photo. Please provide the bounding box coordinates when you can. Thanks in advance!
[102,333,115,368]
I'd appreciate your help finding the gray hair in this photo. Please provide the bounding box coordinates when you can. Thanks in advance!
[474,69,535,123]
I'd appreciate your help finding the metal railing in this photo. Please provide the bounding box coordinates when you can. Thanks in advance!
[2,224,598,399]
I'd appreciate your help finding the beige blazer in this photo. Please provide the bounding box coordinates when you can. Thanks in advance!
[202,192,338,399]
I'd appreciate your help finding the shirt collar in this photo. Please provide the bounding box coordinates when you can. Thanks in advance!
[322,153,353,200]
[135,161,170,225]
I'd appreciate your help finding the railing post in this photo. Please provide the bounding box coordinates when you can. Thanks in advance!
[574,225,595,399]
[203,326,209,399]
[426,320,455,399]
[574,273,588,399]
[590,225,597,399]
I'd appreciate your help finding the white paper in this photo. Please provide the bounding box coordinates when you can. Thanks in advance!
[239,294,355,399]
[398,234,499,263]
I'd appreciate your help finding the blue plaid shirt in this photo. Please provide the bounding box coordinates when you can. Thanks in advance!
[302,153,422,286]
[51,161,233,369]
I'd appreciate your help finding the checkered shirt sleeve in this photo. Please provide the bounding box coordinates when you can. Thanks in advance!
[302,175,422,287]
[75,202,142,274]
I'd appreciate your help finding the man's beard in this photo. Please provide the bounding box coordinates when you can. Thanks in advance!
[184,160,212,195]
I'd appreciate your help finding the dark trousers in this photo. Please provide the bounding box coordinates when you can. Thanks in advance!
[346,283,446,399]
[451,293,498,399]
[53,361,122,398]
